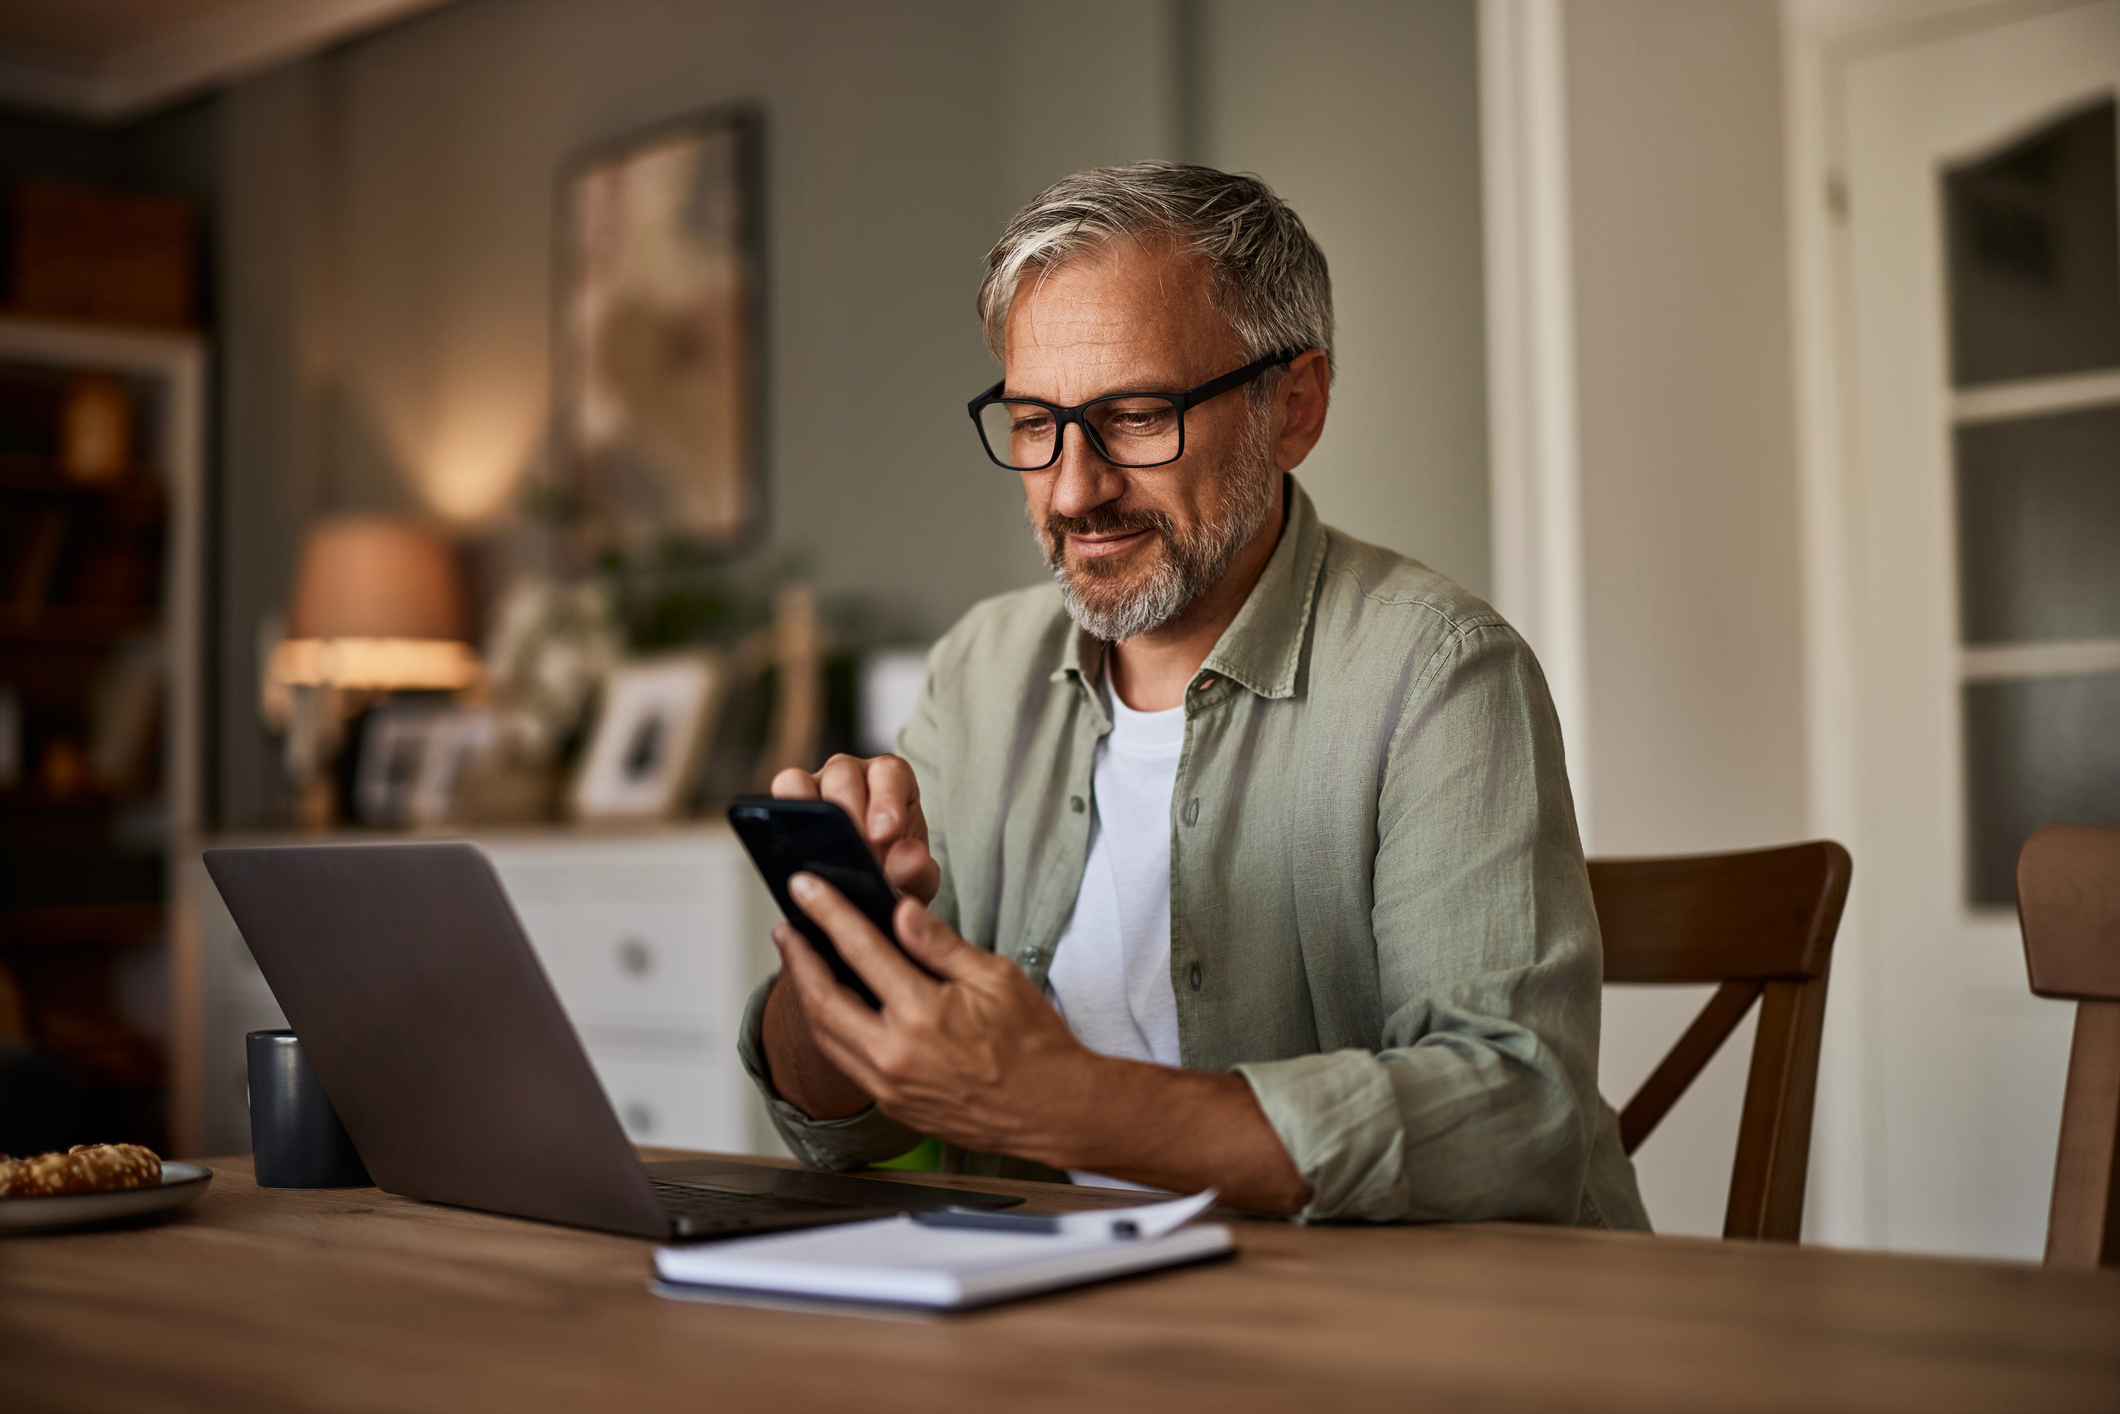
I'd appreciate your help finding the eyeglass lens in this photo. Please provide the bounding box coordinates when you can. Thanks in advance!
[976,395,1182,470]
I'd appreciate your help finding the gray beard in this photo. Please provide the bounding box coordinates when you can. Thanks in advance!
[1034,417,1279,643]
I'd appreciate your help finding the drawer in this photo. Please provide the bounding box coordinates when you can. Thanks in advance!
[587,1051,748,1153]
[486,836,750,912]
[511,901,740,1025]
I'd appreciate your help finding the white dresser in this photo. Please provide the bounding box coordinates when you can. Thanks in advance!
[177,825,785,1161]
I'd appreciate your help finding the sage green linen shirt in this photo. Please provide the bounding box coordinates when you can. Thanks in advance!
[739,478,1649,1229]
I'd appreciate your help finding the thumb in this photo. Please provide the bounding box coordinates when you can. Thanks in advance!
[893,897,984,980]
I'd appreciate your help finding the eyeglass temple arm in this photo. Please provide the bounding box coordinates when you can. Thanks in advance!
[1177,350,1301,410]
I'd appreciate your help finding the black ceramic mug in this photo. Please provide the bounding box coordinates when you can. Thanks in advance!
[246,1029,371,1188]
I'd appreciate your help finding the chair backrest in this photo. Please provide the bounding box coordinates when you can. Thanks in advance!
[1590,840,1852,1242]
[2016,824,2120,1270]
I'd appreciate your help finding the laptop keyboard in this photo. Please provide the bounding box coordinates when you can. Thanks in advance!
[650,1179,862,1233]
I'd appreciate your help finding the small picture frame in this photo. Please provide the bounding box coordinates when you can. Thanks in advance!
[353,704,442,826]
[571,652,726,820]
[353,705,497,826]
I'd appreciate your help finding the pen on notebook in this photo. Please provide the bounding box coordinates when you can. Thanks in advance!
[911,1208,1143,1238]
[911,1189,1217,1240]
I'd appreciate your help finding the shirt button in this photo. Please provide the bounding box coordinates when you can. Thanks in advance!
[1183,797,1200,826]
[1020,947,1041,966]
[1070,795,1085,814]
[1189,963,1202,990]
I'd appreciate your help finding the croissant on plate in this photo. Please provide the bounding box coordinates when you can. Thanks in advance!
[0,1143,162,1197]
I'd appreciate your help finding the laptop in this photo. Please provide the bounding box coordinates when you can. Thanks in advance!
[203,841,1021,1240]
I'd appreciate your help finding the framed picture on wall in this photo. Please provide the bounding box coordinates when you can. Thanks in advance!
[560,105,763,551]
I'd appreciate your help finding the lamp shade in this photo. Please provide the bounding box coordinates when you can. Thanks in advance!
[288,516,466,642]
[273,516,479,691]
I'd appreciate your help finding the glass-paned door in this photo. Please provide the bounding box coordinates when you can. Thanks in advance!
[1832,0,2120,1259]
[1944,98,2120,907]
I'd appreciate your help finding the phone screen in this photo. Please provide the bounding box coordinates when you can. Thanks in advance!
[727,797,932,1008]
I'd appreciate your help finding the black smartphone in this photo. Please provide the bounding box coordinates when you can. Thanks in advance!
[727,796,933,1008]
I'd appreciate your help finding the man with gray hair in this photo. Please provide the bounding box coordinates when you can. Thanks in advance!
[743,162,1648,1228]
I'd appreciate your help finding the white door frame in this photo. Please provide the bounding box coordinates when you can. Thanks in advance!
[1480,0,1595,845]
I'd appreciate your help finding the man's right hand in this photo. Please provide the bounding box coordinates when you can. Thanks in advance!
[759,753,938,1120]
[770,754,940,904]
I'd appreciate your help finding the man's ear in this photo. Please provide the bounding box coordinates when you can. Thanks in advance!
[1273,348,1331,472]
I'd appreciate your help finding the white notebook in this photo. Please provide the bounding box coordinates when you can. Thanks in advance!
[652,1190,1234,1312]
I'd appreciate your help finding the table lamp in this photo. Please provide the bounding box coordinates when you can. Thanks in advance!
[268,516,480,824]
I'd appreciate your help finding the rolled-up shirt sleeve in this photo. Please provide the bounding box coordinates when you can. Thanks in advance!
[1234,622,1606,1224]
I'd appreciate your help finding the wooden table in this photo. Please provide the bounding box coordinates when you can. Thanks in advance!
[5,1151,2118,1412]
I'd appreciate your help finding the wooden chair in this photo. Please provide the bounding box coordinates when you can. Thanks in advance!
[2016,824,2120,1270]
[1590,840,1852,1242]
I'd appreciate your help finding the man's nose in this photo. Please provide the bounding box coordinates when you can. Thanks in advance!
[1047,423,1127,519]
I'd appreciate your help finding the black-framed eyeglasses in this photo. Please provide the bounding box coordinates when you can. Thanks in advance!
[967,349,1299,471]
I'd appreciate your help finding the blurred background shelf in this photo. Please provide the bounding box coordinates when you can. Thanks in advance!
[0,456,168,497]
[0,314,202,1161]
[0,608,164,645]
[1,902,167,946]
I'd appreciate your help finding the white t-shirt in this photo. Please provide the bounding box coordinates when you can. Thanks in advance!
[1046,678,1185,1189]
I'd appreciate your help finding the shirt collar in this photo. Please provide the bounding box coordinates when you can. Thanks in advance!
[1051,474,1327,703]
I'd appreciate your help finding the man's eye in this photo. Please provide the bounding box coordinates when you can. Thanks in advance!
[1012,412,1055,437]
[1102,405,1174,435]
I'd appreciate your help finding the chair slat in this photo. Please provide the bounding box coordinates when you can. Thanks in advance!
[2044,1000,2120,1269]
[1726,975,1832,1241]
[1618,980,1761,1155]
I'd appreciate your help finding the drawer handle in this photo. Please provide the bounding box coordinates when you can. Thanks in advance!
[616,938,653,976]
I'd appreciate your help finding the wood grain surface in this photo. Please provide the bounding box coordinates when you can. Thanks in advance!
[3,1149,2117,1413]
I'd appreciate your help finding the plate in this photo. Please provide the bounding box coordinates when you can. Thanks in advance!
[0,1162,213,1235]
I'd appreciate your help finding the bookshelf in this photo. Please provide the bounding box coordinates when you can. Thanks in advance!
[0,314,204,1157]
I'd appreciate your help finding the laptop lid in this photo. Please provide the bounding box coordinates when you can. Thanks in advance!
[204,841,672,1239]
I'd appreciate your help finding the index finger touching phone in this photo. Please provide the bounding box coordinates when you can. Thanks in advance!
[729,796,940,1009]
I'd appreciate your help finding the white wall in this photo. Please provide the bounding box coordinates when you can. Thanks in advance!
[1551,0,1812,1238]
[1568,0,1807,858]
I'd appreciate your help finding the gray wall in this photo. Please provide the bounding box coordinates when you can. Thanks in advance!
[215,0,1040,824]
[1567,0,1805,859]
[1203,0,1491,593]
[1561,0,1809,1239]
[209,0,1492,827]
